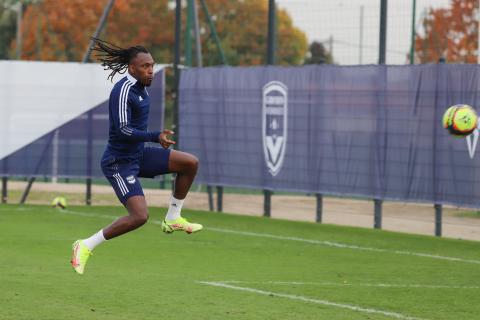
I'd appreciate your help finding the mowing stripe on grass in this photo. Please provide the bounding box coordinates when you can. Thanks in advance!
[218,280,480,290]
[207,227,480,265]
[58,209,480,265]
[197,281,426,320]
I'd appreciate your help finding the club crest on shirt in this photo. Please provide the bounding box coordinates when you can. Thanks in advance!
[126,175,136,184]
[262,81,288,176]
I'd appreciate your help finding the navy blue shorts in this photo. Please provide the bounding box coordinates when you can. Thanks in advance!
[101,147,171,204]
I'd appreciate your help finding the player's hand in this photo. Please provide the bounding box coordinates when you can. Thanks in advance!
[159,129,176,148]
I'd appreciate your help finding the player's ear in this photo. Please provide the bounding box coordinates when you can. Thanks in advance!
[127,64,133,74]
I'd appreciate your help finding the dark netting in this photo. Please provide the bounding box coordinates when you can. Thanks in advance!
[179,64,480,208]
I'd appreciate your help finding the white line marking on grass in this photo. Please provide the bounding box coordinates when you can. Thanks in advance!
[58,209,480,265]
[207,227,480,265]
[197,281,426,320]
[218,280,480,290]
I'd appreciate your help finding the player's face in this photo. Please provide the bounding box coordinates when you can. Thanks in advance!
[129,52,155,87]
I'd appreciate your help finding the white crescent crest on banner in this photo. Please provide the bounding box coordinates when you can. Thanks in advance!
[466,127,479,159]
[262,81,288,176]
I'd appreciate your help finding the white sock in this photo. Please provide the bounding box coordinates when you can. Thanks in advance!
[165,196,184,221]
[82,229,106,251]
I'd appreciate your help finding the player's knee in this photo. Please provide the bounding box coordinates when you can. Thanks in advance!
[183,154,199,174]
[132,211,149,228]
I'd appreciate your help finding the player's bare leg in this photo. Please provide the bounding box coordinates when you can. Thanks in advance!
[169,150,199,199]
[103,195,149,239]
[71,196,148,274]
[161,150,203,234]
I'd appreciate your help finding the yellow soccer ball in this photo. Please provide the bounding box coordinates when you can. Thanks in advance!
[442,104,478,137]
[51,196,67,209]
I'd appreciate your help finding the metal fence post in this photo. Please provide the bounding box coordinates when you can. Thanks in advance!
[316,194,323,223]
[82,0,115,206]
[2,154,7,203]
[1,176,7,203]
[264,190,272,217]
[374,199,383,229]
[434,204,442,237]
[199,0,227,64]
[409,0,417,64]
[207,185,214,211]
[159,175,165,189]
[378,0,387,64]
[20,133,55,204]
[20,177,35,204]
[216,186,223,212]
[267,0,276,65]
[173,0,181,145]
[86,111,93,206]
[86,178,92,205]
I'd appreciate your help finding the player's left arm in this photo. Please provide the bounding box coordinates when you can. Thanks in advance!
[113,86,160,143]
[118,105,160,143]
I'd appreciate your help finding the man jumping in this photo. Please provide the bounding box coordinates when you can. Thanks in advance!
[71,38,202,275]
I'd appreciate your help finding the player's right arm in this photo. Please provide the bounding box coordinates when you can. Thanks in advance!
[159,129,176,148]
[110,83,160,143]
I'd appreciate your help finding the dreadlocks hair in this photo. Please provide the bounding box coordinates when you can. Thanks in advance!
[90,37,149,81]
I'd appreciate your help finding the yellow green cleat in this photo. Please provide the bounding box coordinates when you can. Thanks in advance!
[161,217,203,234]
[70,240,92,275]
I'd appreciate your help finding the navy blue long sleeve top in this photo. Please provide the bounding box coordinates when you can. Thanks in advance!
[104,72,160,160]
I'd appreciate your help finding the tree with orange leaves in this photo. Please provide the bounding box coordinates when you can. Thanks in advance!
[14,0,307,66]
[14,0,174,62]
[415,0,478,63]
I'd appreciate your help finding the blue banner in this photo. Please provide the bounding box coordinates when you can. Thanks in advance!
[179,65,480,208]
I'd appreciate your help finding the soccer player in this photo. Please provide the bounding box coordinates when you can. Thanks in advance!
[71,38,202,275]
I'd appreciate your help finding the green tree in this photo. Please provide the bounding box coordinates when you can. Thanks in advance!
[304,41,333,64]
[197,0,307,65]
[0,1,19,59]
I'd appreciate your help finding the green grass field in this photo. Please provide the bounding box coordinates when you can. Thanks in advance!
[1,204,480,320]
